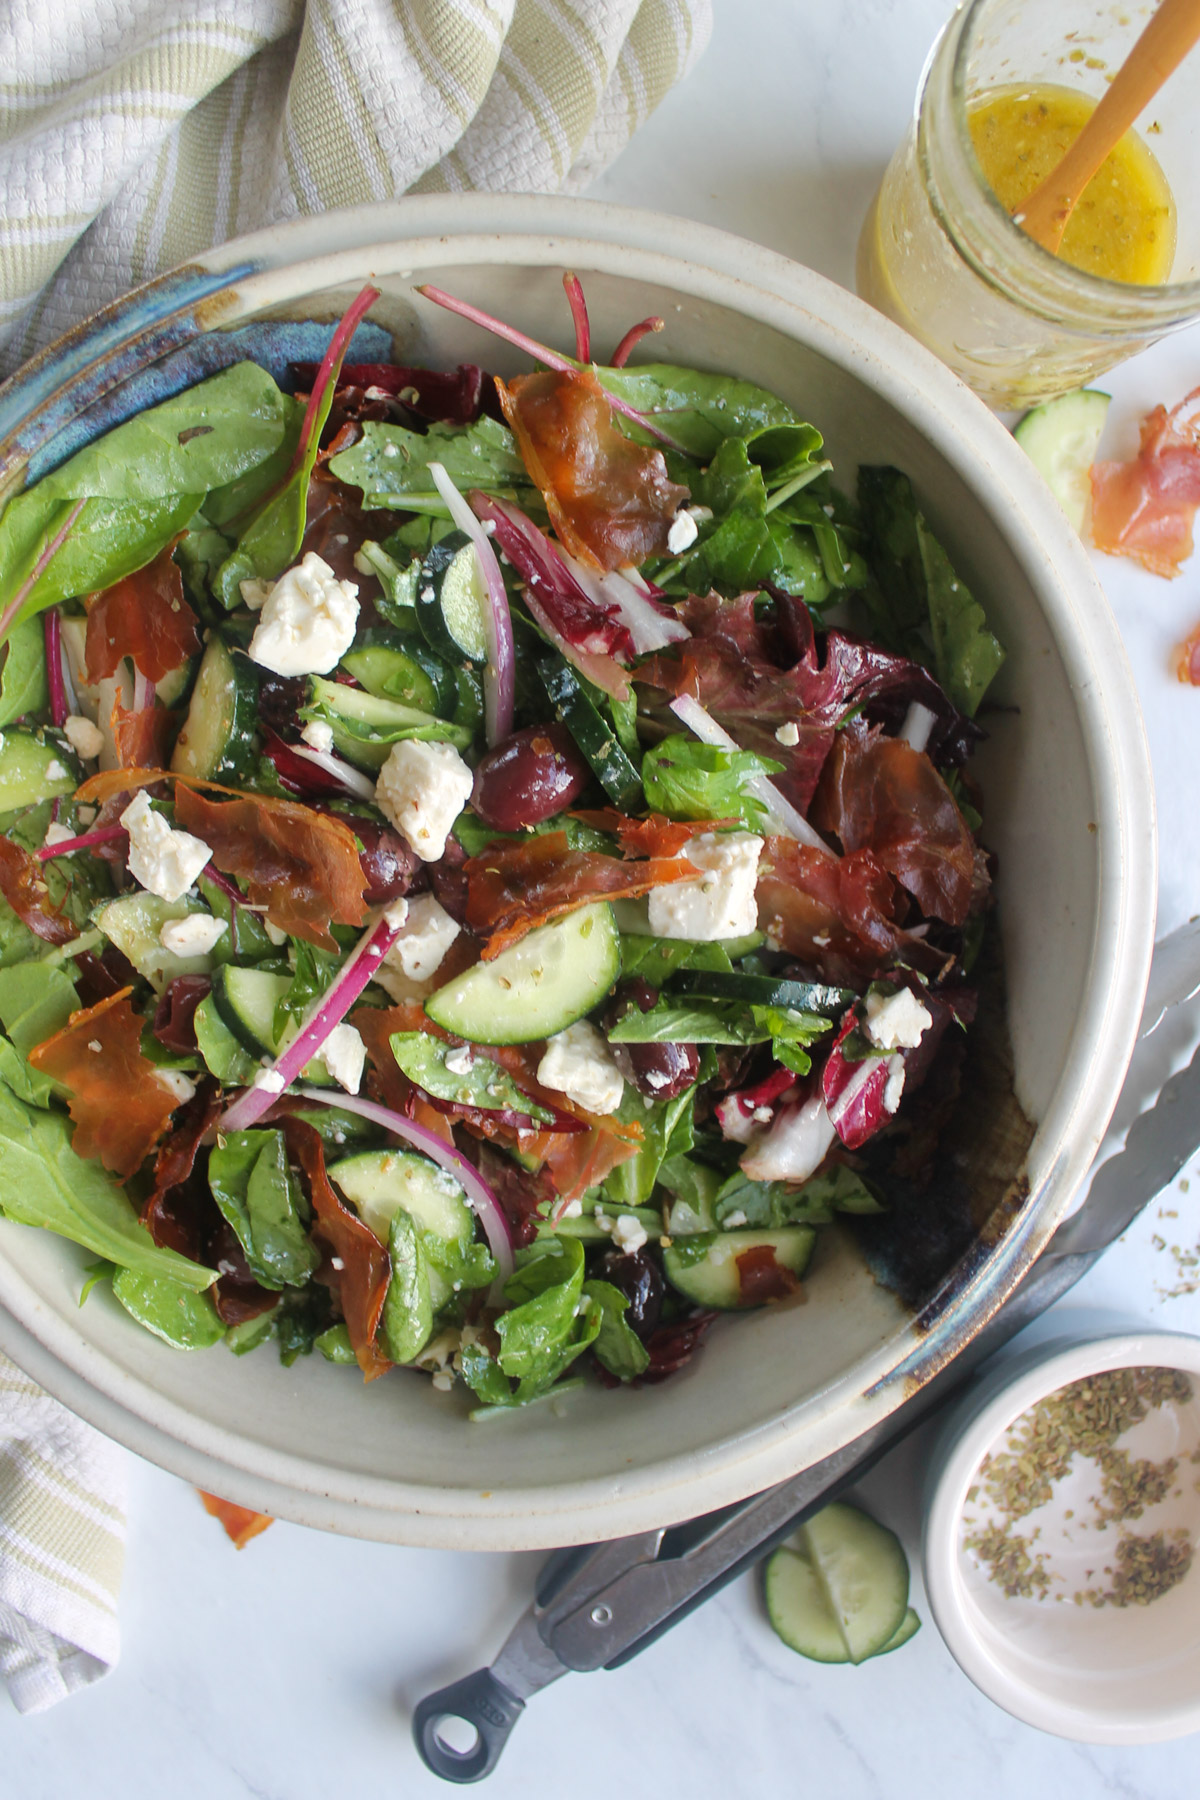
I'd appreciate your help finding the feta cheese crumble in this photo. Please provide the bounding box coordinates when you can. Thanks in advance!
[159,914,227,958]
[119,790,212,903]
[611,1213,648,1254]
[537,1020,624,1116]
[252,1067,286,1095]
[375,739,473,863]
[864,985,932,1052]
[155,1070,196,1106]
[300,717,335,754]
[380,894,460,986]
[321,1023,366,1095]
[248,552,359,676]
[666,509,699,554]
[647,831,763,942]
[42,821,74,850]
[63,714,105,761]
[774,721,800,747]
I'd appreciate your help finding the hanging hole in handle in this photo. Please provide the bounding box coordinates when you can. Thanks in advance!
[434,1715,482,1759]
[413,1669,525,1783]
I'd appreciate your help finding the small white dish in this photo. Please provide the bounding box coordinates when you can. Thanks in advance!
[923,1329,1200,1743]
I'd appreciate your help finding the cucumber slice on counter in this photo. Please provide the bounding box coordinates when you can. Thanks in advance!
[0,730,76,812]
[171,634,259,781]
[662,1226,815,1309]
[537,655,642,812]
[426,902,621,1045]
[209,966,334,1085]
[671,970,855,1013]
[1013,388,1110,532]
[764,1501,912,1664]
[416,531,489,665]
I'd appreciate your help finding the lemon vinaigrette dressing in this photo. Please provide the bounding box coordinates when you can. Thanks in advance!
[968,84,1176,285]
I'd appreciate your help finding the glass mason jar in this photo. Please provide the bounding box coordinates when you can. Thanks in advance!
[857,0,1200,409]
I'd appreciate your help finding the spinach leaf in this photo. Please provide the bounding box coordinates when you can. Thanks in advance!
[0,492,202,631]
[275,1284,335,1365]
[273,940,338,1044]
[423,1231,495,1295]
[315,1322,357,1363]
[111,1268,225,1349]
[481,1236,602,1404]
[714,1163,883,1229]
[226,1306,280,1355]
[0,1080,215,1287]
[193,994,258,1085]
[208,1128,319,1290]
[379,1208,433,1363]
[0,960,79,1107]
[585,1279,650,1381]
[641,733,781,829]
[607,998,764,1045]
[659,1155,722,1233]
[597,362,820,464]
[389,1031,553,1122]
[604,1085,695,1208]
[0,619,47,728]
[35,363,294,503]
[858,467,1005,716]
[328,417,529,509]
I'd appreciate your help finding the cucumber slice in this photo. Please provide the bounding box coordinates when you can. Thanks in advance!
[764,1501,910,1665]
[875,1606,921,1654]
[538,1204,662,1244]
[426,902,621,1046]
[671,970,855,1013]
[0,730,76,812]
[171,635,259,781]
[416,532,489,665]
[662,1226,814,1309]
[339,640,441,713]
[209,966,333,1085]
[326,1148,473,1246]
[1013,388,1110,532]
[95,893,219,992]
[307,675,472,765]
[537,656,642,812]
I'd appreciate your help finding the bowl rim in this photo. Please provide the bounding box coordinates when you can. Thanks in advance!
[0,194,1158,1547]
[922,1327,1200,1743]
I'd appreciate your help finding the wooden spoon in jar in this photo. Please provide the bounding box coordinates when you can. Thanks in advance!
[1014,0,1200,256]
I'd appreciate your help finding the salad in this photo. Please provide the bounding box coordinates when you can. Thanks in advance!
[0,277,1005,1414]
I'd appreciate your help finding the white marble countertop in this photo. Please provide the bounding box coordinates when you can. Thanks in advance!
[7,1,1200,1793]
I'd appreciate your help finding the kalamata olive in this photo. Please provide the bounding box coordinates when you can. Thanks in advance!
[471,724,590,831]
[597,1248,664,1340]
[257,675,310,737]
[604,978,701,1102]
[345,817,422,905]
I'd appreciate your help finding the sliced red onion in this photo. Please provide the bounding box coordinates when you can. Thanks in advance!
[220,909,406,1133]
[291,1085,515,1281]
[131,666,154,713]
[0,498,87,644]
[37,823,127,862]
[290,742,378,800]
[427,461,515,745]
[559,547,689,655]
[43,610,68,727]
[669,694,833,854]
[562,272,590,363]
[609,316,665,368]
[416,283,686,451]
[900,701,937,754]
[288,283,381,480]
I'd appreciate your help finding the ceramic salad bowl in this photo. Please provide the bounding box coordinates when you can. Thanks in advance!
[0,195,1155,1549]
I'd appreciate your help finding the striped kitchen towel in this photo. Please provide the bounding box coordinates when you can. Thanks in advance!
[0,1352,126,1714]
[0,0,712,377]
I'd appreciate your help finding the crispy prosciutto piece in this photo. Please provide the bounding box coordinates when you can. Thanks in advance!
[1175,620,1200,685]
[1090,386,1200,577]
[570,809,729,860]
[29,988,177,1179]
[84,546,201,683]
[173,786,368,949]
[756,834,905,981]
[810,724,983,927]
[494,368,689,571]
[476,1143,557,1248]
[111,696,177,769]
[282,1116,391,1381]
[542,1124,639,1206]
[463,830,693,957]
[736,1243,801,1305]
[0,836,76,944]
[638,591,978,812]
[198,1491,275,1549]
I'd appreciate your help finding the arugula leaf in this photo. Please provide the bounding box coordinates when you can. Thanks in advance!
[328,417,530,510]
[226,1306,280,1356]
[423,1231,496,1296]
[0,1080,215,1287]
[487,1236,602,1404]
[585,1279,650,1381]
[858,467,1005,716]
[604,1086,695,1208]
[641,733,781,829]
[607,998,765,1045]
[453,811,614,859]
[275,1285,335,1365]
[274,940,338,1045]
[714,1163,883,1229]
[389,1030,553,1121]
[208,1128,320,1290]
[659,1155,722,1233]
[0,619,47,728]
[315,1322,357,1363]
[111,1268,225,1349]
[379,1208,433,1363]
[353,541,420,624]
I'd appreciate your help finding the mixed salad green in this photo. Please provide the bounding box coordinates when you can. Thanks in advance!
[0,279,1004,1413]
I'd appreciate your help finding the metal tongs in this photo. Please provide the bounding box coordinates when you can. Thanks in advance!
[414,920,1200,1781]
